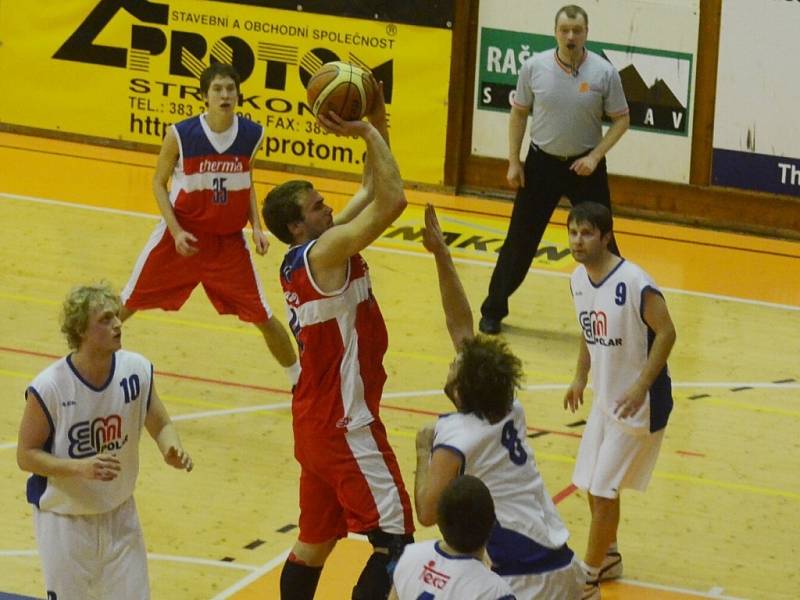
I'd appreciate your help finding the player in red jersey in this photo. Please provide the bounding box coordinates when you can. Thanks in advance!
[121,64,297,383]
[263,82,413,600]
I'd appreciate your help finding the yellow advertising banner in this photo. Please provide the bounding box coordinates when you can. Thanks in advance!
[0,1,452,184]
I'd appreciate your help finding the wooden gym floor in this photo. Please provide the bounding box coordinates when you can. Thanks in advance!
[0,132,798,599]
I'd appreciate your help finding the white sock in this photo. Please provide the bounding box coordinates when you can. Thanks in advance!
[285,361,300,387]
[607,542,618,555]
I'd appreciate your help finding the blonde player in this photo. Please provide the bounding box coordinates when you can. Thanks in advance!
[17,283,193,600]
[564,202,676,599]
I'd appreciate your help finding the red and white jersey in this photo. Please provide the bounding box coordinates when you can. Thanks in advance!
[393,541,516,600]
[280,240,388,432]
[170,114,264,235]
[25,351,152,515]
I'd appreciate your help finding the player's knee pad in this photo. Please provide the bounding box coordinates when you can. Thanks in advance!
[365,530,414,565]
[351,531,414,599]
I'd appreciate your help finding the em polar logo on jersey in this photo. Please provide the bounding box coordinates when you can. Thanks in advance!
[420,559,450,590]
[68,415,129,457]
[579,310,623,347]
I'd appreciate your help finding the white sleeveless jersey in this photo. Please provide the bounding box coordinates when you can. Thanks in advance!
[393,540,516,600]
[570,259,673,432]
[433,402,573,576]
[25,351,152,515]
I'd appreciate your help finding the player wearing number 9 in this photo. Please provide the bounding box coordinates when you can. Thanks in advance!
[413,205,584,599]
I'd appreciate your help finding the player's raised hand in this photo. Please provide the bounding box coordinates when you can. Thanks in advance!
[415,424,436,453]
[164,446,193,472]
[366,78,386,124]
[563,379,586,413]
[174,230,199,257]
[317,110,371,138]
[422,204,448,257]
[79,453,121,481]
[252,228,269,256]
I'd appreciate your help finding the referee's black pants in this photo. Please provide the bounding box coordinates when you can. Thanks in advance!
[480,144,620,322]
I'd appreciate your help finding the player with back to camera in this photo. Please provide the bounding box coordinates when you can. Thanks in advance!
[120,63,299,386]
[262,77,414,600]
[17,283,193,600]
[414,205,584,599]
[563,201,676,599]
[389,475,516,600]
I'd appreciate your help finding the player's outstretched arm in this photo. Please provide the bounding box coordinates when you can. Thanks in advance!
[17,392,121,480]
[334,80,386,227]
[145,382,193,472]
[311,112,406,269]
[422,204,474,349]
[153,128,198,256]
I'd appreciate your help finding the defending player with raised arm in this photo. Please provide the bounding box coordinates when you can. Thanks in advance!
[413,205,584,599]
[17,283,192,600]
[263,82,413,600]
[120,63,298,386]
[563,201,676,600]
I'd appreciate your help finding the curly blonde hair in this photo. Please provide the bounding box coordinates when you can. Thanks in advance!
[60,283,120,350]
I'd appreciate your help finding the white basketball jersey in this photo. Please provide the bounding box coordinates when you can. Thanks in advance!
[570,259,673,432]
[393,540,515,600]
[433,402,572,576]
[26,350,152,515]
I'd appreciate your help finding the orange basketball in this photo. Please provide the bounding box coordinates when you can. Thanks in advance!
[306,62,375,121]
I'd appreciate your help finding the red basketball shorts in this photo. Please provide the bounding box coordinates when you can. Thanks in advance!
[121,222,272,323]
[294,420,414,544]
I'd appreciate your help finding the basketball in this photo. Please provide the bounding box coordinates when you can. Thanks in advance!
[306,62,375,121]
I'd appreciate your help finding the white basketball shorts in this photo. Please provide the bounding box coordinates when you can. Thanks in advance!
[572,403,665,499]
[503,557,585,600]
[34,496,149,600]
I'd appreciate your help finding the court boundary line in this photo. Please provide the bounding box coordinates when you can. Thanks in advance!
[209,548,291,600]
[614,577,748,600]
[2,191,798,311]
[0,549,258,571]
[2,142,796,261]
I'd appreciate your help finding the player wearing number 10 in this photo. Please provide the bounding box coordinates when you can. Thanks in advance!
[121,63,298,383]
[17,283,193,599]
[413,206,584,599]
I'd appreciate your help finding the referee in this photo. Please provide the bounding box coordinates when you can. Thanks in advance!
[479,4,630,335]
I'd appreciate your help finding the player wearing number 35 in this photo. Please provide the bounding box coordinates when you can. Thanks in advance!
[413,206,584,599]
[120,63,298,386]
[17,283,193,600]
